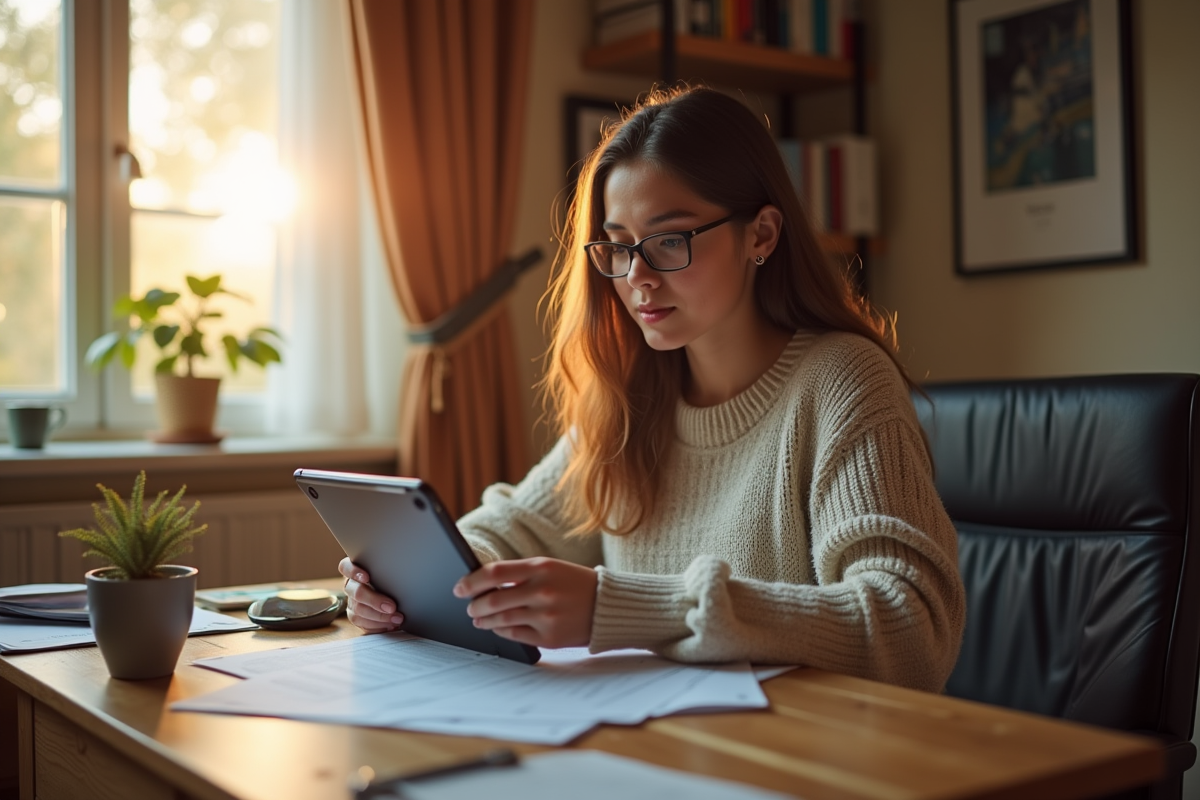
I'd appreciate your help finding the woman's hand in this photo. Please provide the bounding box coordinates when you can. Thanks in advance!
[338,557,404,633]
[453,557,598,649]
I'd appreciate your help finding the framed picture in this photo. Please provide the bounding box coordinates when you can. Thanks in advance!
[563,96,626,199]
[949,0,1136,274]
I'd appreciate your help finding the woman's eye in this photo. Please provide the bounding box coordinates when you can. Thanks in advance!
[656,235,686,249]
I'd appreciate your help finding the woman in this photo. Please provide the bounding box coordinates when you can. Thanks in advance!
[341,86,965,692]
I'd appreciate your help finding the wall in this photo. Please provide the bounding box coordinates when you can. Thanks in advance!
[508,1,663,458]
[869,0,1200,382]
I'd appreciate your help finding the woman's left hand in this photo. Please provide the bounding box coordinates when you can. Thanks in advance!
[453,557,598,649]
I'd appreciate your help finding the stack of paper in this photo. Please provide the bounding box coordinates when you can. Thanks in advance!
[176,632,778,745]
[0,583,89,622]
[0,582,259,654]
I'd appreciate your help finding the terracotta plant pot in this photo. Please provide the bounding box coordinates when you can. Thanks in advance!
[153,374,221,443]
[86,565,197,680]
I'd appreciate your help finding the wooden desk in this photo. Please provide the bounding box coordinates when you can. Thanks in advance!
[0,587,1164,800]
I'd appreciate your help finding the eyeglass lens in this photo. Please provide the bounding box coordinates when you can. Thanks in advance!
[589,232,690,276]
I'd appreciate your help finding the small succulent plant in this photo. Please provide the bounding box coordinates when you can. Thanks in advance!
[59,471,207,580]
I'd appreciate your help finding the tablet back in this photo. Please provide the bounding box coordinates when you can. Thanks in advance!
[294,469,539,664]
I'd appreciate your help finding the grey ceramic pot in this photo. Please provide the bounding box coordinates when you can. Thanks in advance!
[85,565,197,680]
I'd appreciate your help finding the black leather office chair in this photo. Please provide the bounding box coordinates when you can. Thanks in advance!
[914,374,1200,800]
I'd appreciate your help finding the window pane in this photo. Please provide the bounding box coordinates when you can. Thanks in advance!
[130,210,273,397]
[0,0,63,187]
[0,196,64,392]
[128,0,281,215]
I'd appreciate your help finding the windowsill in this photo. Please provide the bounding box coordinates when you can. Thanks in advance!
[0,435,399,505]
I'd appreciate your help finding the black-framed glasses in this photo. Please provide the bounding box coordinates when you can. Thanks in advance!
[583,214,736,277]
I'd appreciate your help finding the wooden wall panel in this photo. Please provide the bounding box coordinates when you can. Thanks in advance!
[0,491,341,589]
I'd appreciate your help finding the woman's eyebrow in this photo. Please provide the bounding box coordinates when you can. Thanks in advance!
[602,209,699,231]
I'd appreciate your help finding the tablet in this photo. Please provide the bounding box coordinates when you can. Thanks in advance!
[294,468,540,664]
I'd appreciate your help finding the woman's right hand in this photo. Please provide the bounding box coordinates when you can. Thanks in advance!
[338,557,404,632]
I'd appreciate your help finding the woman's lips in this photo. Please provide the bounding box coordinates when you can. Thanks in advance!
[637,305,674,324]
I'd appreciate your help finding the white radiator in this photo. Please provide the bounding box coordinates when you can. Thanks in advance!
[0,491,345,589]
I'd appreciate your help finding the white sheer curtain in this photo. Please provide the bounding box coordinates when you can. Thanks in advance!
[268,0,403,437]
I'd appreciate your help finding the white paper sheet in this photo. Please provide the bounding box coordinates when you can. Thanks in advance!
[0,607,258,654]
[176,634,769,744]
[387,750,797,800]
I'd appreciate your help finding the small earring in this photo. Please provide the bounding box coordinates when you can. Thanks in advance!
[754,255,765,265]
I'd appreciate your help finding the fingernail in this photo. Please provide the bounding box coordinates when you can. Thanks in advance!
[391,615,404,624]
[452,583,465,597]
[380,602,394,613]
[355,573,365,582]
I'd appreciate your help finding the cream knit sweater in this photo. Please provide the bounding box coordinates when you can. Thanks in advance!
[458,331,966,693]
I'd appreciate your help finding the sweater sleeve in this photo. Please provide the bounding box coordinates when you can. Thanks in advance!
[456,436,604,569]
[588,340,966,694]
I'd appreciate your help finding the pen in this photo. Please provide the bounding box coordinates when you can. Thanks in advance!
[353,748,519,799]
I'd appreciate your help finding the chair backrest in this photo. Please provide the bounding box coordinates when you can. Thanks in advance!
[914,374,1200,750]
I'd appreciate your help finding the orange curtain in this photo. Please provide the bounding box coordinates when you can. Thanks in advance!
[346,0,534,517]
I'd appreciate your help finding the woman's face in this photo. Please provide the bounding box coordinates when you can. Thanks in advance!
[601,160,766,354]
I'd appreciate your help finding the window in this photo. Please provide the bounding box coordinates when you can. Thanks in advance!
[0,0,284,434]
[0,0,67,398]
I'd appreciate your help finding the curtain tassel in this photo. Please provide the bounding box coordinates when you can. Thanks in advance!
[430,349,449,414]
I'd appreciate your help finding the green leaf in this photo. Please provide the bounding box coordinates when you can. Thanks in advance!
[214,287,251,302]
[154,355,178,374]
[117,335,138,369]
[111,295,138,318]
[152,324,180,348]
[143,289,180,311]
[222,335,241,372]
[84,332,123,370]
[179,331,206,357]
[249,326,284,342]
[187,275,222,298]
[242,339,282,367]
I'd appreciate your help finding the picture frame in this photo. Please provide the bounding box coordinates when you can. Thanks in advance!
[949,0,1136,275]
[563,95,626,200]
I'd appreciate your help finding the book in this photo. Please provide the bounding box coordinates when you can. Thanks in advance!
[0,584,88,623]
[788,0,812,54]
[194,582,345,611]
[830,134,877,236]
[594,0,689,45]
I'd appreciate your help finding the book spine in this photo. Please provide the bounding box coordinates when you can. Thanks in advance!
[828,142,843,232]
[594,0,688,45]
[737,0,754,42]
[723,0,737,41]
[809,141,827,231]
[788,0,811,53]
[812,0,827,55]
[844,136,877,236]
[827,0,841,59]
[777,139,802,198]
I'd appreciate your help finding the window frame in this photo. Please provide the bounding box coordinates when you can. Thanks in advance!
[1,0,270,438]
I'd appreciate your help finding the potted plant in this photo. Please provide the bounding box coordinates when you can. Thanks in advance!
[59,471,207,680]
[85,274,283,443]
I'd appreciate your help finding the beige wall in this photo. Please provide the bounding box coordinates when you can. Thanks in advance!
[509,1,673,457]
[507,0,1200,458]
[870,0,1200,382]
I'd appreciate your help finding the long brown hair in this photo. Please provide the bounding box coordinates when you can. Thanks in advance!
[542,86,910,536]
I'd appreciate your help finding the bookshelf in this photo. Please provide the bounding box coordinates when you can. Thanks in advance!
[583,31,854,94]
[582,2,880,287]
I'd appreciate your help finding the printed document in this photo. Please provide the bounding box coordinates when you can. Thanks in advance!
[174,632,770,744]
[0,607,257,654]
[392,750,796,800]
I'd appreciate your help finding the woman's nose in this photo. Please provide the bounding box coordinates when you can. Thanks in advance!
[625,251,660,288]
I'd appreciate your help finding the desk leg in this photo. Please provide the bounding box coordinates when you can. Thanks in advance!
[0,678,15,800]
[16,694,30,800]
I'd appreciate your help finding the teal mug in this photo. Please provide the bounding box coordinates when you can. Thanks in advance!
[6,403,68,449]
